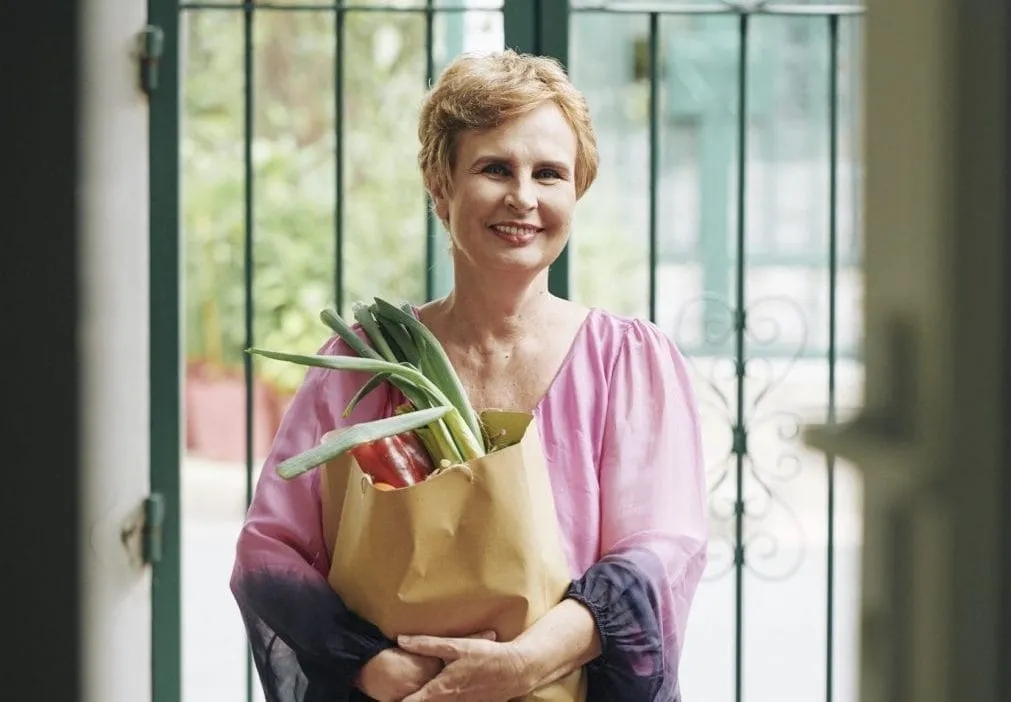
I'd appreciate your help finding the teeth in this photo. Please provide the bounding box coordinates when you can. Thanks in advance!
[493,225,537,236]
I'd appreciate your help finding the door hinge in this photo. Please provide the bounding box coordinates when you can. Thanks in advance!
[138,24,165,95]
[142,493,165,565]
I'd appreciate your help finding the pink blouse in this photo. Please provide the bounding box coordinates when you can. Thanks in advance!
[231,307,708,701]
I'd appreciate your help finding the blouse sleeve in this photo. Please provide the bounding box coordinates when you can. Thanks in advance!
[229,335,395,702]
[566,319,709,702]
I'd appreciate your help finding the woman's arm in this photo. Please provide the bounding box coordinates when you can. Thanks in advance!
[564,318,709,701]
[510,598,602,688]
[230,334,438,701]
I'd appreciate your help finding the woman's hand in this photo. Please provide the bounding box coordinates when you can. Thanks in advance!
[396,599,601,701]
[397,633,531,702]
[355,647,443,702]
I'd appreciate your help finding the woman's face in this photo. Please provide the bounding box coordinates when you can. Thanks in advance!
[433,102,578,279]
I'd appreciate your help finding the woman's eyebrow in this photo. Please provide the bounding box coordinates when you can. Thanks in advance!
[469,154,510,167]
[536,160,571,173]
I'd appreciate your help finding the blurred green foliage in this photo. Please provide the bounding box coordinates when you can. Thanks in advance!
[182,9,647,394]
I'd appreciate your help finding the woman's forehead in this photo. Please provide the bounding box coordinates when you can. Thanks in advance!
[457,104,577,164]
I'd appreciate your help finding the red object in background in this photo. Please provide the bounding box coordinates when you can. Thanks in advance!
[350,432,435,489]
[184,360,293,463]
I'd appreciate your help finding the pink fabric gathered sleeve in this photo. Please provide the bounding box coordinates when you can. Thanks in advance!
[565,318,709,702]
[229,334,394,702]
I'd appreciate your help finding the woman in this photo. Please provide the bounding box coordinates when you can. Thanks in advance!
[231,50,708,702]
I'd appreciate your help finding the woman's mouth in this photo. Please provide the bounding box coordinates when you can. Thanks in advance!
[490,224,542,245]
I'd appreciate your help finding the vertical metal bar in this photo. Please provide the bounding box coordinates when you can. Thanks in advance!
[503,0,570,299]
[425,0,436,301]
[242,5,255,702]
[697,12,733,358]
[503,0,536,54]
[647,12,659,322]
[536,0,571,72]
[540,0,570,299]
[335,2,346,314]
[242,0,255,515]
[733,11,750,702]
[148,0,181,700]
[1003,12,1011,698]
[825,13,840,702]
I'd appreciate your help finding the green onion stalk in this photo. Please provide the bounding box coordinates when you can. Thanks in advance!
[247,298,487,480]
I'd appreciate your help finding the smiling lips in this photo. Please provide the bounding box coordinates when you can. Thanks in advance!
[490,223,542,245]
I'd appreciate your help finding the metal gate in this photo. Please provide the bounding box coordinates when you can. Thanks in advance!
[147,1,866,701]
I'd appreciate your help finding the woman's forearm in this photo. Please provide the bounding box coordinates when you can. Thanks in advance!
[510,597,602,691]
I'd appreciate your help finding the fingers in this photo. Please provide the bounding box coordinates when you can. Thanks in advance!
[399,647,444,677]
[400,686,429,702]
[465,630,497,641]
[398,630,496,658]
[398,635,461,660]
[400,673,456,702]
[399,661,446,702]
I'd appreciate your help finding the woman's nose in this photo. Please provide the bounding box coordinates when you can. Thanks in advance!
[505,178,536,212]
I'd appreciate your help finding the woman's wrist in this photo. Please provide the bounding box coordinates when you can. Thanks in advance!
[507,637,550,694]
[509,598,602,692]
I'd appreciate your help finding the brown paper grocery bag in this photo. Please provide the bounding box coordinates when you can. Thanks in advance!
[320,410,586,702]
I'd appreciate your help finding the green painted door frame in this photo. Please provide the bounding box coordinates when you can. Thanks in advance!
[147,0,181,700]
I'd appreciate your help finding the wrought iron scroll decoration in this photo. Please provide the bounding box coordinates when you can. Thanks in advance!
[672,292,811,582]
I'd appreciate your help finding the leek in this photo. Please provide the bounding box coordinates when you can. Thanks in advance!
[352,302,399,363]
[371,298,484,446]
[275,406,453,479]
[343,372,391,418]
[249,298,488,481]
[319,308,379,360]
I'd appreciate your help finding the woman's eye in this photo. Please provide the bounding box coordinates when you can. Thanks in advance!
[483,163,511,176]
[536,168,562,180]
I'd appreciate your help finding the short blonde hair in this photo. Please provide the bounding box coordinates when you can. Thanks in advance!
[418,50,599,200]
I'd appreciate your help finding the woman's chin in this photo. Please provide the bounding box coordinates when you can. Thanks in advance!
[452,236,565,279]
[475,249,555,277]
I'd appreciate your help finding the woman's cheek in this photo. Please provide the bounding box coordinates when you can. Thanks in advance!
[544,192,576,231]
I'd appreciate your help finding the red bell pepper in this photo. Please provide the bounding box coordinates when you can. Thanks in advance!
[349,431,435,489]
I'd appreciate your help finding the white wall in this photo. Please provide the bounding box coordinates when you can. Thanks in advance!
[78,0,152,700]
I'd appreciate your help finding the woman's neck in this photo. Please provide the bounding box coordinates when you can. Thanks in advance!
[430,266,558,347]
